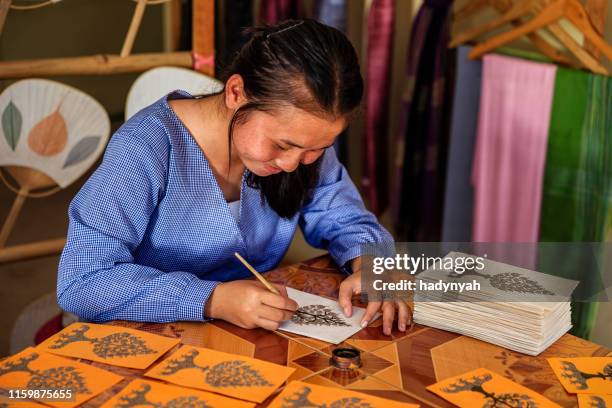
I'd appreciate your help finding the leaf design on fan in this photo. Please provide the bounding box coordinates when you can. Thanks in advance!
[2,100,22,150]
[63,136,101,168]
[28,100,68,156]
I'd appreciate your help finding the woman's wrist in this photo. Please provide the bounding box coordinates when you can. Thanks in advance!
[204,282,225,319]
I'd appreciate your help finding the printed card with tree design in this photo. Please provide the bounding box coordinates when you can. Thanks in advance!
[548,357,612,394]
[0,389,48,407]
[100,379,255,408]
[578,394,612,408]
[426,367,561,408]
[36,322,180,369]
[268,380,419,407]
[279,288,380,344]
[0,347,122,408]
[417,251,579,302]
[144,345,295,403]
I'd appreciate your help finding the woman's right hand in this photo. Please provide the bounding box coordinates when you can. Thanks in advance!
[204,280,298,330]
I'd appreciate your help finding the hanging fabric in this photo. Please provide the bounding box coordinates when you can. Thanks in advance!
[441,46,482,242]
[538,69,612,339]
[472,54,556,246]
[391,0,454,240]
[314,0,349,166]
[259,0,301,24]
[362,0,394,215]
[314,0,346,31]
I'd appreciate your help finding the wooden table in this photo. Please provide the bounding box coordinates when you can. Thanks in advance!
[80,255,610,408]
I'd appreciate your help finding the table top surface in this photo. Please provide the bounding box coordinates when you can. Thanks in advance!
[79,255,610,408]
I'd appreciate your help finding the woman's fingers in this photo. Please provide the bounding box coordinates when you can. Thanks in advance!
[271,283,289,297]
[361,300,381,328]
[261,291,298,312]
[258,303,295,324]
[396,301,412,332]
[338,279,356,317]
[256,316,282,331]
[382,302,395,336]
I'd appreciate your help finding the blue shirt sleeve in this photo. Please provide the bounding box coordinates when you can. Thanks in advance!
[299,148,394,272]
[57,123,220,323]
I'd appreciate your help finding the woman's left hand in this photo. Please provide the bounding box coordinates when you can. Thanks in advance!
[338,256,412,336]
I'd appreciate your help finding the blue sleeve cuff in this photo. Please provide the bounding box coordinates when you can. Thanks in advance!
[175,279,221,322]
[334,246,364,275]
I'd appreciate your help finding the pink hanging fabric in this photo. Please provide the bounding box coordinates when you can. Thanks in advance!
[472,54,557,245]
[259,0,300,24]
[363,0,395,214]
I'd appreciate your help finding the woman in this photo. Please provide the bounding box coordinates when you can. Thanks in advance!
[57,19,410,336]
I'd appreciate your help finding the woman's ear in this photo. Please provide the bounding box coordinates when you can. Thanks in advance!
[224,74,247,110]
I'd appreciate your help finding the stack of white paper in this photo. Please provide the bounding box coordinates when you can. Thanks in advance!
[413,252,577,356]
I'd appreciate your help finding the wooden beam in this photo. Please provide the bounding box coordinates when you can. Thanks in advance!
[0,0,10,38]
[163,0,182,52]
[192,0,215,76]
[0,52,192,79]
[121,0,148,57]
[0,238,66,264]
[584,0,608,60]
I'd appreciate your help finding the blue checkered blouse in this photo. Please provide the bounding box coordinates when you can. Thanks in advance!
[57,90,393,323]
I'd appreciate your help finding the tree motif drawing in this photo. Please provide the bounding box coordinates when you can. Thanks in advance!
[160,349,273,387]
[0,352,91,394]
[559,361,612,390]
[116,383,212,408]
[441,373,537,408]
[281,386,374,408]
[587,396,606,408]
[48,325,156,359]
[452,270,555,296]
[292,305,350,327]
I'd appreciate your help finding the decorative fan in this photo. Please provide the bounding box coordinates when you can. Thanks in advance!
[125,66,223,120]
[0,78,110,189]
[0,79,110,261]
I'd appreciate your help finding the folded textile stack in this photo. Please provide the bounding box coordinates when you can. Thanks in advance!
[414,252,577,356]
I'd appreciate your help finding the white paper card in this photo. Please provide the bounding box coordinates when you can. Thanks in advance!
[279,288,379,344]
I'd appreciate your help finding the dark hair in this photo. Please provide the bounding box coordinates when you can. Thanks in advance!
[221,19,363,219]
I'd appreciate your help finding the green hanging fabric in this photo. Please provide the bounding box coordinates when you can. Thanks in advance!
[539,69,611,340]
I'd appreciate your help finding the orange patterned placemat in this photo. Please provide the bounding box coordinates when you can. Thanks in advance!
[427,367,561,408]
[37,322,180,369]
[145,345,295,403]
[0,347,122,408]
[100,378,255,408]
[268,380,419,407]
[548,357,612,394]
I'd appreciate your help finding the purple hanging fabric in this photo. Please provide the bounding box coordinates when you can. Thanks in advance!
[315,0,349,165]
[363,0,395,214]
[390,0,453,241]
[441,46,482,242]
[472,54,556,244]
[259,0,301,24]
[315,0,346,31]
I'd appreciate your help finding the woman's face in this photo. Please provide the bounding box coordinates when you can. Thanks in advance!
[232,106,346,177]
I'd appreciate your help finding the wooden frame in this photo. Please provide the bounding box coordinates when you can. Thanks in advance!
[0,0,215,78]
[0,0,215,264]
